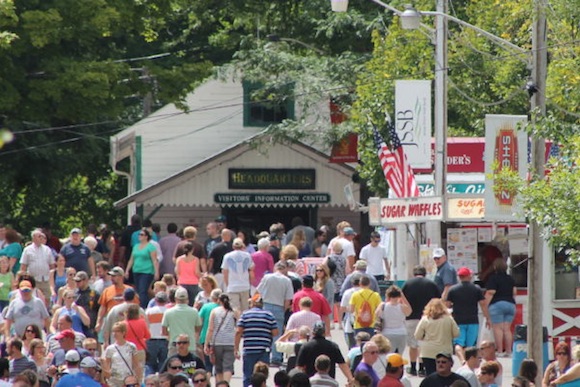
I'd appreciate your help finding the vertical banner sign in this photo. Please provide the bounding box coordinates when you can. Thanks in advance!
[395,80,432,169]
[484,114,528,221]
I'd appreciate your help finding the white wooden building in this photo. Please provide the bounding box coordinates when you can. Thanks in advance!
[109,78,361,238]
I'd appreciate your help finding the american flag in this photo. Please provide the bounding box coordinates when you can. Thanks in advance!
[372,121,420,198]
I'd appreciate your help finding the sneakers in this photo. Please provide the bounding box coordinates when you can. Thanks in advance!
[406,367,417,376]
[418,369,427,377]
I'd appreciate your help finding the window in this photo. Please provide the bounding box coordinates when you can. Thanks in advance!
[243,81,294,127]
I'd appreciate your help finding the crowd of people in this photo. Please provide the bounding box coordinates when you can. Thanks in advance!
[0,216,578,387]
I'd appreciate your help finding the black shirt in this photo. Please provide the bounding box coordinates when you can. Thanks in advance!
[160,352,205,377]
[420,372,468,387]
[209,241,232,274]
[297,337,345,378]
[268,245,280,263]
[447,281,485,324]
[120,225,140,261]
[402,276,441,320]
[486,272,515,304]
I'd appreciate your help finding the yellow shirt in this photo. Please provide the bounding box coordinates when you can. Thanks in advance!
[349,288,381,329]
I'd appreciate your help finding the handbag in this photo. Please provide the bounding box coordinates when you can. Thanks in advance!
[210,310,229,364]
[374,302,385,332]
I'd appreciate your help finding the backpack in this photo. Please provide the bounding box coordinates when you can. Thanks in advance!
[326,257,337,277]
[356,292,373,327]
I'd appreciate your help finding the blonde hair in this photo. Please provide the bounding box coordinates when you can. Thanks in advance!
[573,344,580,361]
[371,334,391,354]
[281,245,299,261]
[423,298,449,319]
[314,264,330,292]
[336,221,351,234]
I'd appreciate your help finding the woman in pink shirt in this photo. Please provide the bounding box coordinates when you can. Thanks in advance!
[250,238,274,288]
[175,241,201,306]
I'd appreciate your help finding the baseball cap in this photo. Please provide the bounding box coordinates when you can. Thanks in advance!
[70,228,82,235]
[251,293,263,304]
[312,321,325,337]
[215,215,227,223]
[175,287,189,300]
[74,271,89,281]
[457,267,473,277]
[55,329,76,340]
[65,350,80,363]
[354,260,367,270]
[387,353,409,367]
[155,291,168,302]
[108,266,125,276]
[80,356,98,368]
[343,227,356,236]
[19,280,32,291]
[269,233,279,241]
[123,287,136,301]
[436,352,453,361]
[433,248,446,258]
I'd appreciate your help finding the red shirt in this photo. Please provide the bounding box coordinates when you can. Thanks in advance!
[379,374,404,387]
[124,318,151,350]
[292,287,331,317]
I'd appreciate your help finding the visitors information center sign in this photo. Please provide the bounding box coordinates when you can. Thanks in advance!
[369,197,444,225]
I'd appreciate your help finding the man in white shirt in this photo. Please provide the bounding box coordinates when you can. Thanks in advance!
[456,346,482,387]
[221,238,254,312]
[359,231,390,281]
[20,229,55,303]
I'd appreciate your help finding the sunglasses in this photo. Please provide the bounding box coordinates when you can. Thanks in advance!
[193,380,206,384]
[26,329,36,333]
[433,257,442,260]
[176,341,189,345]
[86,348,97,351]
[169,365,182,370]
[315,269,324,272]
[139,233,146,236]
[126,384,139,387]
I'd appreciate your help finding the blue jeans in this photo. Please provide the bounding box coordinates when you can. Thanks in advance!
[263,303,285,363]
[134,272,154,309]
[243,351,269,387]
[145,338,168,374]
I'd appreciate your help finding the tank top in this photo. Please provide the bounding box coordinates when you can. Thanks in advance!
[381,302,407,335]
[59,307,84,333]
[177,257,199,285]
[54,270,67,293]
[211,308,236,346]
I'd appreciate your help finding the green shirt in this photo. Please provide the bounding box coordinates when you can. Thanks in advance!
[131,243,156,274]
[161,303,202,352]
[0,243,23,274]
[198,302,219,344]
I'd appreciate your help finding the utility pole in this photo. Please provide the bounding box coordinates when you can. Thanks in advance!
[528,1,547,385]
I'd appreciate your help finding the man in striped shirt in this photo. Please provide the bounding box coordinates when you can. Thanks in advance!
[145,291,169,374]
[235,294,278,387]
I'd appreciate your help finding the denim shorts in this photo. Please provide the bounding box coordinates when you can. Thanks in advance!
[489,301,516,324]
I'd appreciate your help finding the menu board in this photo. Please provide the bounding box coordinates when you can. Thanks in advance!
[447,228,478,273]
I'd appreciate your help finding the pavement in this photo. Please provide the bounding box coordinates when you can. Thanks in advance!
[218,326,516,387]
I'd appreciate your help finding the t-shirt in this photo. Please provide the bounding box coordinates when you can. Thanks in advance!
[0,243,23,274]
[161,303,202,352]
[99,285,139,314]
[9,356,36,378]
[455,365,480,387]
[60,243,91,274]
[5,296,49,336]
[104,342,137,383]
[447,282,485,324]
[419,372,468,387]
[251,251,274,287]
[161,353,205,376]
[221,250,254,292]
[209,242,232,274]
[198,301,218,345]
[204,236,221,257]
[51,347,90,367]
[434,261,458,292]
[359,243,388,276]
[349,288,381,329]
[56,371,101,387]
[237,307,277,354]
[355,361,380,387]
[297,337,345,378]
[402,277,441,320]
[131,243,156,274]
[486,272,515,304]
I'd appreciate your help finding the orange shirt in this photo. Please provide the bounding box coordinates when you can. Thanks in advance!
[99,284,140,313]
